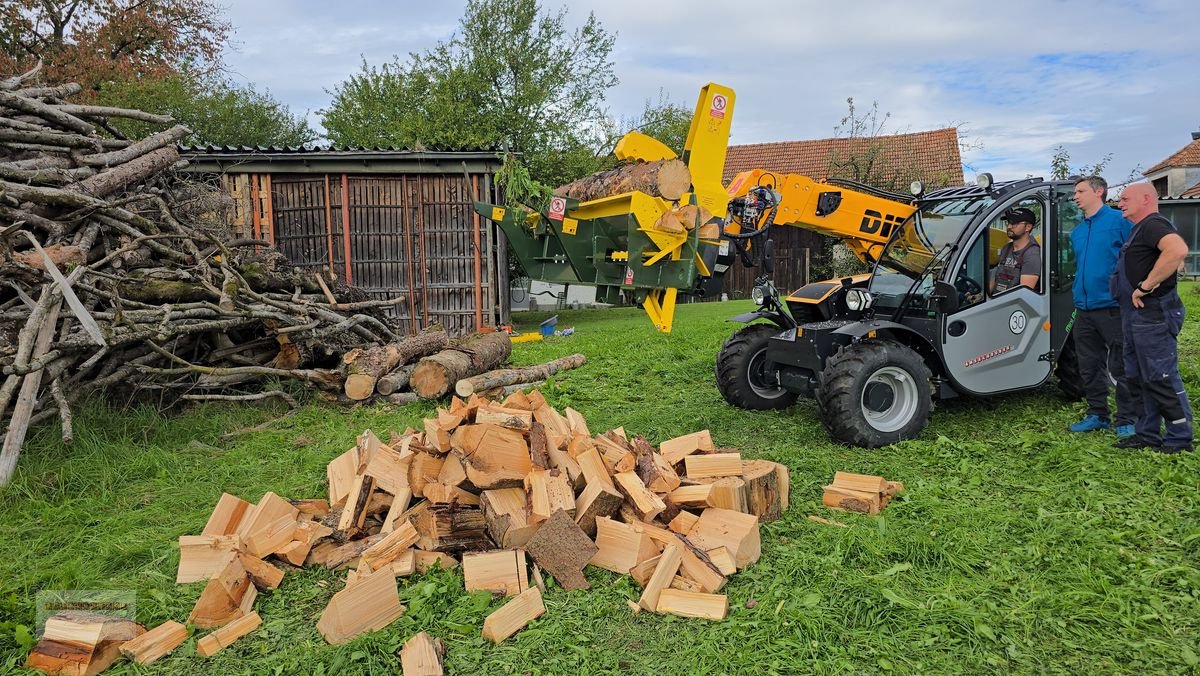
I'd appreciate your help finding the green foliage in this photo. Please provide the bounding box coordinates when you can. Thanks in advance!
[1050,145,1113,180]
[95,70,317,147]
[617,89,694,156]
[322,0,617,189]
[1,284,1197,672]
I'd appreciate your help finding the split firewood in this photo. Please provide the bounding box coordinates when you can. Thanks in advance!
[317,566,405,645]
[24,611,144,676]
[410,331,513,399]
[196,611,261,658]
[399,632,446,676]
[454,353,586,397]
[342,328,448,400]
[187,556,257,629]
[119,620,188,665]
[462,549,530,597]
[555,158,692,202]
[524,509,598,591]
[481,587,545,644]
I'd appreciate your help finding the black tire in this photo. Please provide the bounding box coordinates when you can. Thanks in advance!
[1055,334,1085,401]
[715,324,799,410]
[816,340,933,448]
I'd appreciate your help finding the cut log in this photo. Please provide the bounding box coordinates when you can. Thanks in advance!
[574,480,624,537]
[411,332,513,399]
[638,543,682,611]
[656,589,728,620]
[614,472,666,522]
[707,477,749,514]
[481,587,545,644]
[555,158,691,202]
[201,493,253,536]
[317,566,405,645]
[822,485,880,515]
[412,503,490,553]
[525,468,575,524]
[742,460,785,522]
[187,556,255,629]
[196,611,261,658]
[119,620,187,665]
[463,549,529,597]
[177,535,240,584]
[684,452,743,479]
[686,507,761,570]
[480,487,539,548]
[455,354,585,397]
[343,329,448,400]
[524,509,598,591]
[376,364,417,396]
[589,516,659,575]
[400,631,445,676]
[25,611,144,676]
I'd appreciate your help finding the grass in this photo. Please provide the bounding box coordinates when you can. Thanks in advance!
[1,285,1199,674]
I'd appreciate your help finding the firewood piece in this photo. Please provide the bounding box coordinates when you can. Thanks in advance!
[525,468,575,524]
[656,589,728,620]
[590,516,659,574]
[822,485,881,515]
[382,488,414,533]
[668,484,714,509]
[481,587,545,644]
[239,553,285,590]
[25,611,144,676]
[638,543,682,611]
[311,533,386,569]
[452,424,531,490]
[574,480,624,537]
[528,422,551,469]
[337,474,376,534]
[881,480,904,508]
[177,535,240,583]
[614,472,666,522]
[414,551,459,572]
[685,452,743,479]
[411,332,513,399]
[524,509,598,591]
[742,460,785,522]
[623,520,726,593]
[629,553,660,587]
[195,611,261,658]
[669,511,700,535]
[660,430,714,466]
[480,487,539,548]
[555,158,691,202]
[343,330,448,400]
[423,482,480,505]
[777,464,791,512]
[328,445,369,509]
[669,575,706,594]
[391,549,417,577]
[475,405,533,430]
[832,471,888,495]
[463,549,529,597]
[456,354,586,397]
[686,508,761,570]
[365,437,412,496]
[705,547,737,576]
[201,493,253,536]
[317,566,405,645]
[707,477,749,514]
[361,521,420,571]
[626,599,642,615]
[291,499,331,518]
[236,492,299,558]
[635,444,681,494]
[187,556,255,629]
[533,404,571,448]
[576,447,614,489]
[423,418,452,453]
[400,631,445,676]
[119,620,187,665]
[408,452,444,498]
[413,503,490,552]
[437,453,468,487]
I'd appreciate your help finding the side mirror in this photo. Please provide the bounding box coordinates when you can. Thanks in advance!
[931,280,959,313]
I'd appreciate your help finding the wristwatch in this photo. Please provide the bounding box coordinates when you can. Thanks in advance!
[1136,282,1154,293]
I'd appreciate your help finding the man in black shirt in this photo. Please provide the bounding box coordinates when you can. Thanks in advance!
[1111,183,1193,452]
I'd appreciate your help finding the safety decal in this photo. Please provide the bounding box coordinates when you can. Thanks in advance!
[964,345,1013,368]
[491,206,506,222]
[710,94,728,119]
[624,266,634,285]
[548,197,566,220]
[1009,310,1027,334]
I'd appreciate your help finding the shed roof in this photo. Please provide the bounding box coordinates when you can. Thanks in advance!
[178,145,502,175]
[722,128,963,187]
[1144,137,1200,176]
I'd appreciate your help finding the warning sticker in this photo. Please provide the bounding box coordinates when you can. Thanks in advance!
[548,197,567,220]
[491,206,506,222]
[710,94,728,119]
[624,266,635,285]
[562,217,578,235]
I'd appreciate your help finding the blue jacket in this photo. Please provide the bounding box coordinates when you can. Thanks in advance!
[1071,204,1132,310]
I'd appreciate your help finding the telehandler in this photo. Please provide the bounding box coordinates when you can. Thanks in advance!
[474,84,1083,447]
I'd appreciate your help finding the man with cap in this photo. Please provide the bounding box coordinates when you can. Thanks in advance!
[990,207,1041,293]
[1067,176,1136,439]
[1111,183,1192,453]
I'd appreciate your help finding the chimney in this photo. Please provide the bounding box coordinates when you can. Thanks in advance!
[1193,130,1200,141]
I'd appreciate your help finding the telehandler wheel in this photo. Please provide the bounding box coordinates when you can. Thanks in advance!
[1054,334,1085,401]
[817,340,932,448]
[715,324,799,410]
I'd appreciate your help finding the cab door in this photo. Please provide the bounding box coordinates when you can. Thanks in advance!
[940,195,1052,395]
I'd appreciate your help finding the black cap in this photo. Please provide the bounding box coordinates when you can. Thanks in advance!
[1002,207,1036,225]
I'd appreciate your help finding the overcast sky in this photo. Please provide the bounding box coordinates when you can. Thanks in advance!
[219,0,1196,187]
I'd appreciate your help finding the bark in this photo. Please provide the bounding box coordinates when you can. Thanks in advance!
[376,363,417,396]
[342,328,449,400]
[455,353,586,397]
[410,332,513,399]
[76,146,179,198]
[555,159,692,202]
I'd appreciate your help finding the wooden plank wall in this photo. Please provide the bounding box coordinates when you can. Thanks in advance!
[222,172,500,337]
[721,227,817,299]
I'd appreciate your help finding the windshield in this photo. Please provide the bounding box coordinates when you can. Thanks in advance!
[870,196,995,313]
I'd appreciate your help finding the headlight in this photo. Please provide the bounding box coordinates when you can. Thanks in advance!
[845,288,873,312]
[751,286,766,305]
[976,172,994,190]
[909,180,925,196]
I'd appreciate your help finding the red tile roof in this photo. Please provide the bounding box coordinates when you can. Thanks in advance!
[1144,137,1200,175]
[1180,181,1200,198]
[722,128,963,188]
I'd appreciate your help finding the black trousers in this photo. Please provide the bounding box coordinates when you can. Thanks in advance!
[1073,307,1136,425]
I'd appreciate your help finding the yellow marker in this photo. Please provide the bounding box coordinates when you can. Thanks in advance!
[510,333,543,344]
[491,206,506,222]
[562,217,578,235]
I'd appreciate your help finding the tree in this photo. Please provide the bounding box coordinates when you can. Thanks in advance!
[616,89,693,157]
[95,71,317,147]
[0,0,230,94]
[322,0,618,192]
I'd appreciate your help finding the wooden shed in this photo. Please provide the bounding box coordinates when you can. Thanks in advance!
[181,146,507,336]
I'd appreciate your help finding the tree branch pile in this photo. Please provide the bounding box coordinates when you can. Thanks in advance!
[0,66,416,484]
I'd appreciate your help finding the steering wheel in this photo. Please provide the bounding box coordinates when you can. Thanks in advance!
[954,274,983,304]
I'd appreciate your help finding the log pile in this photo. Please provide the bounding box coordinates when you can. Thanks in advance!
[821,471,904,515]
[37,388,788,674]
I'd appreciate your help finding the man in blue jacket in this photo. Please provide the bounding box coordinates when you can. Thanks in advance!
[1068,175,1136,438]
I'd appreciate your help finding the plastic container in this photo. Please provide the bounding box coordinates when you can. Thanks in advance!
[539,315,558,336]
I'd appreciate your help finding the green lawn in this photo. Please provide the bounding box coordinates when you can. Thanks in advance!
[2,286,1198,674]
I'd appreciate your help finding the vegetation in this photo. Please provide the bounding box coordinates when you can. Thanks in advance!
[0,285,1197,673]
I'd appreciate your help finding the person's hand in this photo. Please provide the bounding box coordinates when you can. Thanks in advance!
[1132,287,1147,308]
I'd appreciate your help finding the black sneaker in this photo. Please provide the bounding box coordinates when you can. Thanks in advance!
[1113,435,1160,450]
[1158,444,1194,454]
